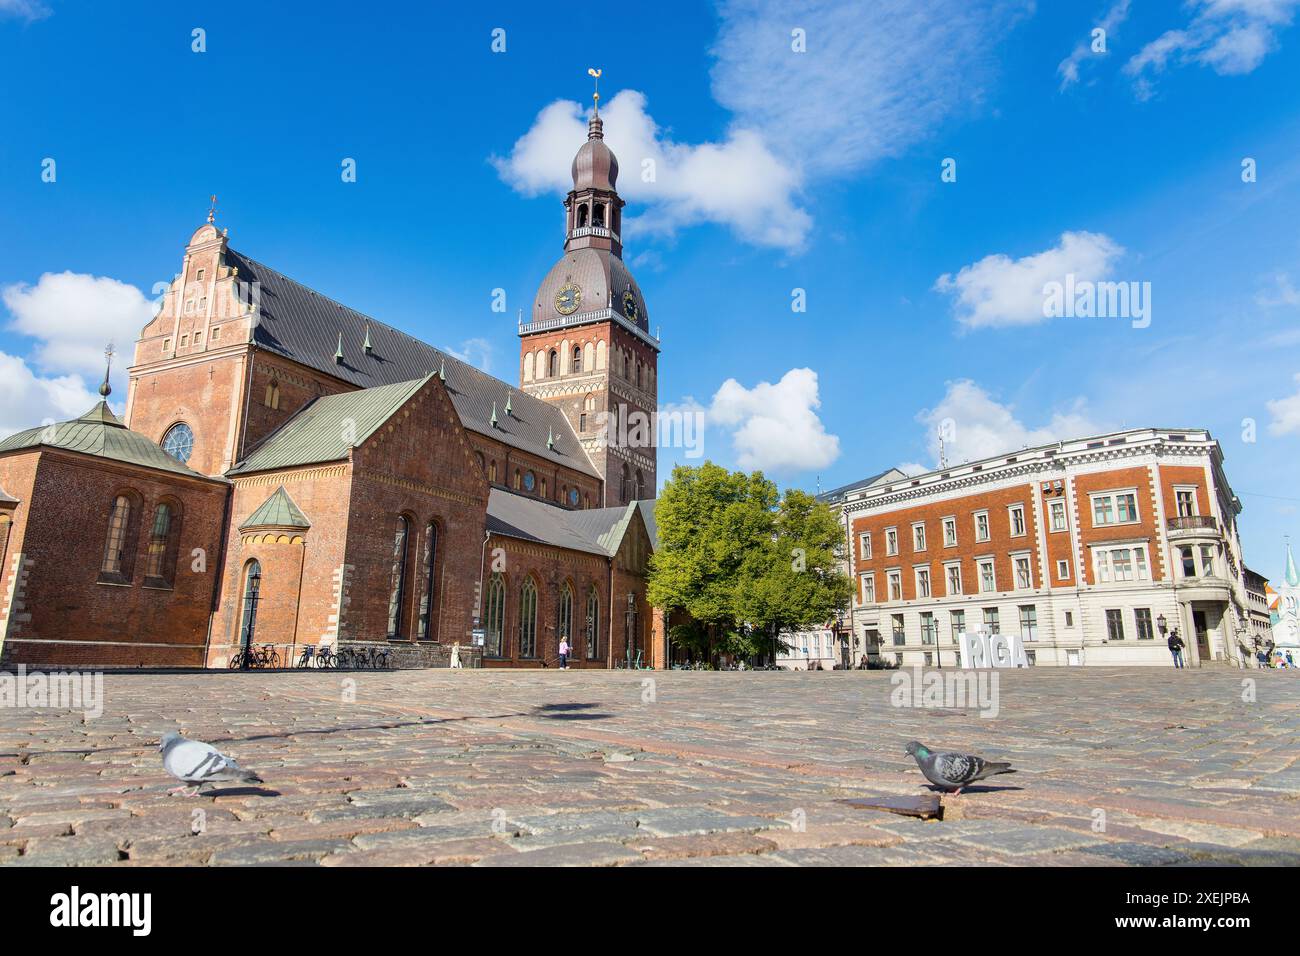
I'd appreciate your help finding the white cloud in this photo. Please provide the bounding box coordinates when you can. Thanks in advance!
[496,1,1021,252]
[708,368,840,473]
[935,231,1125,329]
[710,0,1018,177]
[1125,0,1300,97]
[1267,373,1300,435]
[0,351,100,438]
[443,336,494,374]
[915,379,1106,466]
[493,91,810,252]
[1058,0,1132,90]
[3,271,156,379]
[1257,272,1300,308]
[0,0,52,21]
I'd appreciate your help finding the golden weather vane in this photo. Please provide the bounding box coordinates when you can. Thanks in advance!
[587,67,602,109]
[206,194,218,224]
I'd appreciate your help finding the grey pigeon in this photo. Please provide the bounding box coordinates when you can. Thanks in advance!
[159,731,263,796]
[904,740,1014,794]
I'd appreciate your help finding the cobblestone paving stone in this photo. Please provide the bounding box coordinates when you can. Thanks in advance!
[0,668,1297,866]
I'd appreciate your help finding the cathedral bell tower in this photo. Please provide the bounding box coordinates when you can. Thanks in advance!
[519,74,660,507]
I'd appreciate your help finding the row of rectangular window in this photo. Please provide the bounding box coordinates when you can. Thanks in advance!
[863,554,1035,602]
[887,604,1157,644]
[858,486,1204,563]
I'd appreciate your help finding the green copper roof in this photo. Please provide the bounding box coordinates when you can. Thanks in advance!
[0,402,215,480]
[228,375,431,476]
[240,486,311,530]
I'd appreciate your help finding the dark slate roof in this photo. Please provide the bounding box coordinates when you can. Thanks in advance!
[816,468,908,505]
[240,486,311,530]
[228,376,429,476]
[0,402,218,481]
[485,489,646,557]
[227,248,599,479]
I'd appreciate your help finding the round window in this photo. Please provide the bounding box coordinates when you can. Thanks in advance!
[568,488,579,507]
[162,423,194,463]
[523,471,536,492]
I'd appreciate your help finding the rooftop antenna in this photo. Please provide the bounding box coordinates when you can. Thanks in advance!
[938,426,948,470]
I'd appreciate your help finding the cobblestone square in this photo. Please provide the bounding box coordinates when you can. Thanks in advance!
[2,668,1298,866]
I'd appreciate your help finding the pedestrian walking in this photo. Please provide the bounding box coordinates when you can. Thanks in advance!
[558,636,570,670]
[1167,629,1185,668]
[449,641,462,669]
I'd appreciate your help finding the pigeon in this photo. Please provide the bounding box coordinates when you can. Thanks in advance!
[904,740,1015,794]
[159,732,263,797]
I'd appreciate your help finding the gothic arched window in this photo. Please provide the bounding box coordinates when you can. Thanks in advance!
[144,499,182,586]
[519,578,538,657]
[586,589,600,659]
[485,573,506,657]
[577,204,589,228]
[620,463,631,504]
[418,521,439,640]
[264,381,280,409]
[549,350,559,377]
[635,470,645,500]
[101,493,137,580]
[572,345,582,373]
[558,583,573,651]
[386,516,411,639]
[593,203,605,227]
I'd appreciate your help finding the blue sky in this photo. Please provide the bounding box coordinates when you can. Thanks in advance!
[1,0,1299,582]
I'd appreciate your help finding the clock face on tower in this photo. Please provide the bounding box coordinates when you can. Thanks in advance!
[622,290,639,323]
[555,283,582,315]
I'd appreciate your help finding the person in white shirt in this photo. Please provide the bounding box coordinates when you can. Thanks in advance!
[558,637,570,670]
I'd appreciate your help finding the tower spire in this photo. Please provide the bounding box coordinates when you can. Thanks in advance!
[586,67,604,139]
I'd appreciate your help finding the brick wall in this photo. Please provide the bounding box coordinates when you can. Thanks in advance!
[0,449,226,669]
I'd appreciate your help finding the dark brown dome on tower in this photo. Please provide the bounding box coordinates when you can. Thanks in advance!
[571,112,618,192]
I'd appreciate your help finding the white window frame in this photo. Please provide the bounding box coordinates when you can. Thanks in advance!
[860,572,876,604]
[858,532,872,560]
[914,566,931,599]
[974,510,990,543]
[1091,544,1151,584]
[1008,503,1026,537]
[885,527,898,557]
[1049,499,1067,533]
[977,557,996,594]
[944,560,962,597]
[912,522,927,552]
[887,569,902,602]
[1173,485,1199,517]
[1056,558,1070,580]
[942,516,957,547]
[1089,488,1140,528]
[1012,552,1033,590]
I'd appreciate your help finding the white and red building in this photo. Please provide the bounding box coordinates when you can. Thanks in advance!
[822,428,1255,667]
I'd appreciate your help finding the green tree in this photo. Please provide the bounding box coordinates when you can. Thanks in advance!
[648,464,851,664]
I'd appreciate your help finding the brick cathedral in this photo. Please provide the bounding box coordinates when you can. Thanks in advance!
[0,105,663,670]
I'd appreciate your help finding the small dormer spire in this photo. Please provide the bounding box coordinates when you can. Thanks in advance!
[98,343,114,398]
[505,393,513,417]
[363,323,372,354]
[334,332,344,364]
[547,427,555,451]
[490,402,498,428]
[439,357,446,381]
